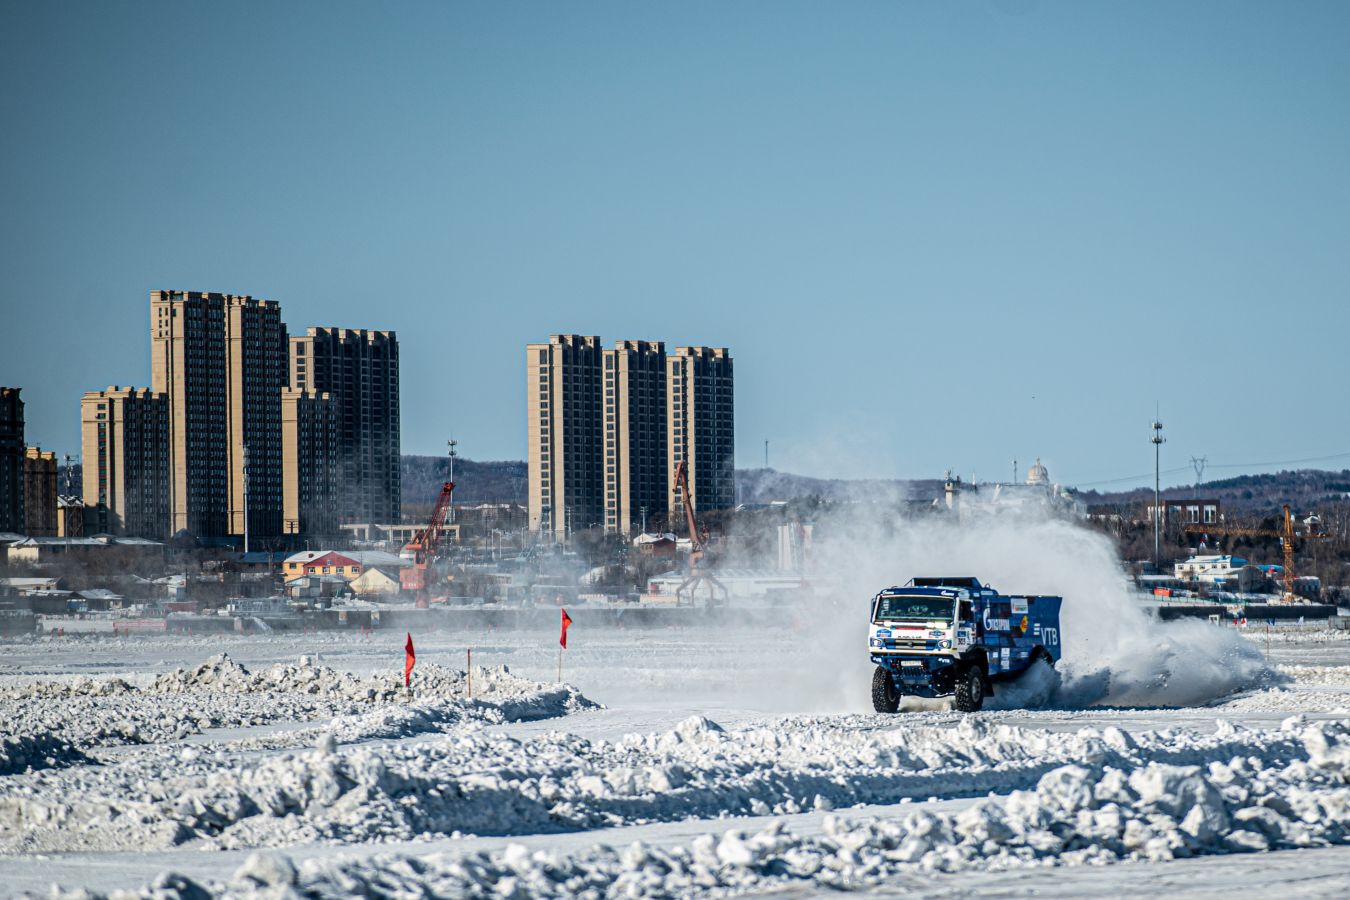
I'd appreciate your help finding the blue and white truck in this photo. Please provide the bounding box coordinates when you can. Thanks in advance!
[869,577,1062,712]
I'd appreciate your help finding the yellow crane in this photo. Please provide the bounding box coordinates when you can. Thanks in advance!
[1183,504,1330,602]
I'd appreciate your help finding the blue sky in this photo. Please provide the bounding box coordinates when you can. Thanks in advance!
[2,1,1347,489]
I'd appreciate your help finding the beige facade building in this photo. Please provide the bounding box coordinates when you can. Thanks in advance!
[81,387,170,540]
[22,448,57,537]
[289,328,400,525]
[668,346,735,517]
[57,496,85,538]
[151,291,288,542]
[603,341,668,535]
[0,388,22,533]
[527,335,604,538]
[281,389,338,541]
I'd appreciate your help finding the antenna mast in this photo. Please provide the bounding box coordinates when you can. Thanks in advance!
[1151,415,1165,569]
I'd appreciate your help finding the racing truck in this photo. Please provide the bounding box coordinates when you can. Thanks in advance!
[869,577,1062,713]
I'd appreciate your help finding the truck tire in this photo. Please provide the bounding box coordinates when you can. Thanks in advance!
[953,665,985,712]
[871,666,900,713]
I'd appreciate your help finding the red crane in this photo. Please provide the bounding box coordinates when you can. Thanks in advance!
[400,479,456,603]
[672,460,726,607]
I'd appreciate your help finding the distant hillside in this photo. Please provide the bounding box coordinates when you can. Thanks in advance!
[1081,469,1350,515]
[401,456,527,507]
[401,458,939,510]
[402,457,1350,519]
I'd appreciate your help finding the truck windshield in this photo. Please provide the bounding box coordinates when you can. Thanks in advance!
[874,595,954,622]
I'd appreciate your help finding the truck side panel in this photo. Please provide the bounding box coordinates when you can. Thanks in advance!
[974,594,1062,679]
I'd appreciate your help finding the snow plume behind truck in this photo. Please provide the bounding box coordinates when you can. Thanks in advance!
[869,577,1062,713]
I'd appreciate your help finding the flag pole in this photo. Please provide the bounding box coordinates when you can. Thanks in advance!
[558,645,562,683]
[467,648,472,699]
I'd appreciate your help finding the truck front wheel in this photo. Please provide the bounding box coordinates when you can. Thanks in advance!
[953,665,985,712]
[871,666,900,713]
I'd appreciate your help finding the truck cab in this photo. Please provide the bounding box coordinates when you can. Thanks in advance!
[869,577,1062,713]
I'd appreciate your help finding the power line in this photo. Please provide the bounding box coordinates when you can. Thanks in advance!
[1207,451,1350,470]
[1072,450,1350,489]
[1074,465,1190,488]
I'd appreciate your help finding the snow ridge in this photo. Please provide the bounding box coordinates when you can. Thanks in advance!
[35,716,1350,899]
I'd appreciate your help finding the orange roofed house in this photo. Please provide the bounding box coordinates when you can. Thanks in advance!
[282,549,407,584]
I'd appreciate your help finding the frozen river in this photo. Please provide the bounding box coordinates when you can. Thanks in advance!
[3,618,1350,897]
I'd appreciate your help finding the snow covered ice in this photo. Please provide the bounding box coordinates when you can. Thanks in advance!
[4,520,1350,897]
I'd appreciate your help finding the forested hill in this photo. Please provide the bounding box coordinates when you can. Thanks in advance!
[402,455,1350,517]
[401,456,936,508]
[401,457,527,506]
[1080,469,1350,515]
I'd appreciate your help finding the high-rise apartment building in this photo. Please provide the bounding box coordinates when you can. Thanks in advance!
[289,328,400,525]
[0,388,21,533]
[22,448,57,537]
[668,346,735,517]
[151,291,287,542]
[527,335,604,538]
[81,387,170,539]
[281,389,339,540]
[603,341,667,535]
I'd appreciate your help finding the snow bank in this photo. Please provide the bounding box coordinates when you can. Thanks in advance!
[36,717,1350,899]
[0,654,597,770]
[1,708,1333,855]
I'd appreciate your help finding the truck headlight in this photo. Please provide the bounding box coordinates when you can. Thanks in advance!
[938,639,952,649]
[869,638,883,648]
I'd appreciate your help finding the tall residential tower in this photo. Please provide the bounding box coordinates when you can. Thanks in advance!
[603,340,667,535]
[527,335,604,539]
[289,328,400,525]
[0,388,22,534]
[281,389,339,540]
[22,448,58,537]
[151,291,288,541]
[668,346,735,517]
[80,387,170,539]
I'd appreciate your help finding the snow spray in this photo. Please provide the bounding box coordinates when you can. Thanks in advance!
[748,495,1278,713]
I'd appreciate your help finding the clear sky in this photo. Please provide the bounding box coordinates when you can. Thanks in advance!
[2,1,1347,490]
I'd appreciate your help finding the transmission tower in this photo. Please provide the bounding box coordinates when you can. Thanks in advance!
[1190,456,1208,497]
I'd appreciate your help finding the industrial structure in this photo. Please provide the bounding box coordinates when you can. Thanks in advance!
[1184,504,1331,602]
[671,459,726,606]
[400,477,456,602]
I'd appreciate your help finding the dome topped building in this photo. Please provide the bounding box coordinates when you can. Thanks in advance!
[1026,457,1050,486]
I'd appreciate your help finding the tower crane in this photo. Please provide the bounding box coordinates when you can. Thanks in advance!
[1183,504,1330,602]
[672,460,726,607]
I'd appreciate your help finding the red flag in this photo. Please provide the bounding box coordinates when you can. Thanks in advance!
[404,632,415,687]
[560,608,573,649]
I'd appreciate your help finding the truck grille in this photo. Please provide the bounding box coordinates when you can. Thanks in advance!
[889,639,936,651]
